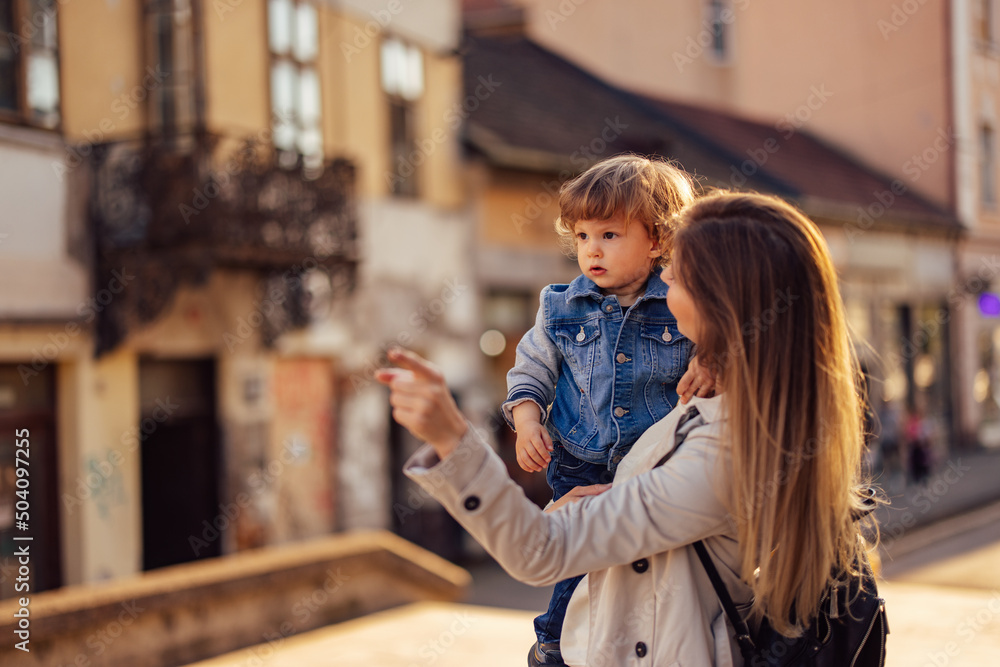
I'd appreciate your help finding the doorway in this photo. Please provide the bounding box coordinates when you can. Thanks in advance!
[139,358,220,570]
[0,364,61,598]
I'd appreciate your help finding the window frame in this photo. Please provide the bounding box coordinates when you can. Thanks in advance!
[981,123,996,208]
[380,35,424,198]
[979,0,995,46]
[706,0,733,66]
[143,0,200,147]
[0,0,62,131]
[265,0,323,171]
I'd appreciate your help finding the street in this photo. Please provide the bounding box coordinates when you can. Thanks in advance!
[877,500,1000,667]
[187,500,1000,666]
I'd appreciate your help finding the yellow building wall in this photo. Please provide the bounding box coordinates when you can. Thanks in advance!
[202,0,272,141]
[735,0,952,208]
[971,45,1000,229]
[481,170,563,250]
[60,349,142,585]
[521,0,733,104]
[321,11,387,199]
[58,1,146,141]
[518,0,952,208]
[319,10,464,205]
[421,52,465,209]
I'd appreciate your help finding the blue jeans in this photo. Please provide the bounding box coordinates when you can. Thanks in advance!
[533,444,616,645]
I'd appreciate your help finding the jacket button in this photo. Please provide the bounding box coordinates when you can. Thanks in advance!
[463,496,481,511]
[616,352,627,363]
[661,328,672,342]
[614,407,626,417]
[605,305,614,312]
[635,642,647,657]
[632,558,649,573]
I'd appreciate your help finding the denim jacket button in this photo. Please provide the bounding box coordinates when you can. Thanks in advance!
[616,353,627,363]
[661,328,672,342]
[575,332,585,342]
[605,304,613,312]
[614,407,626,418]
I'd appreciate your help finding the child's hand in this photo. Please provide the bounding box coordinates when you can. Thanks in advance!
[678,354,717,404]
[515,421,553,472]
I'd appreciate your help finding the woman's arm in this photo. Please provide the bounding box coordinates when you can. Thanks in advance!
[404,421,730,586]
[379,350,731,586]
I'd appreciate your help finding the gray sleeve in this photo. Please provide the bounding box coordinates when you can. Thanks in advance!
[501,287,561,430]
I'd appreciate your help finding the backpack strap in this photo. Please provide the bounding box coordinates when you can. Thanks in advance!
[692,541,757,662]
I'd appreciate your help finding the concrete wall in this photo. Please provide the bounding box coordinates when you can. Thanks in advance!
[0,531,469,667]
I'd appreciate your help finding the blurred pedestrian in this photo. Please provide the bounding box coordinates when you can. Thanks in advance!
[906,408,932,485]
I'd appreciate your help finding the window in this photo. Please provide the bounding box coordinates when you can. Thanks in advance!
[144,0,197,144]
[708,0,729,62]
[979,0,994,44]
[982,124,996,206]
[381,36,423,197]
[268,0,322,170]
[0,0,60,128]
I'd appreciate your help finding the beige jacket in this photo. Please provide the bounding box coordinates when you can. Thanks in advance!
[404,395,753,666]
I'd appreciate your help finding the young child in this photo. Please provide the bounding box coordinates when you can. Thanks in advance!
[502,155,712,666]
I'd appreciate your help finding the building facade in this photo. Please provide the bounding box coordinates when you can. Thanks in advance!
[465,0,980,465]
[0,0,480,599]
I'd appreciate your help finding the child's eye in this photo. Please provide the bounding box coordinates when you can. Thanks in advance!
[577,232,588,240]
[603,232,617,240]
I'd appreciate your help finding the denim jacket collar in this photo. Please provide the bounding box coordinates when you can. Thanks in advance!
[565,267,669,304]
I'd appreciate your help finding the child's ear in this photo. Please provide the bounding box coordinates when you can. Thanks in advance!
[648,236,664,258]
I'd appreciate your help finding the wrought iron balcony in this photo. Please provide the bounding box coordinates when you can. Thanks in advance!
[88,136,358,355]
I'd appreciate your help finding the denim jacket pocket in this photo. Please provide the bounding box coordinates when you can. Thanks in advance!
[640,321,690,410]
[552,320,601,380]
[551,320,601,450]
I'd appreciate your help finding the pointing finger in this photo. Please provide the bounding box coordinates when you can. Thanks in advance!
[387,348,444,381]
[374,368,410,385]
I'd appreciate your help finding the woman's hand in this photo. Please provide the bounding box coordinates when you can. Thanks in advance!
[677,353,716,404]
[544,484,612,513]
[375,348,468,459]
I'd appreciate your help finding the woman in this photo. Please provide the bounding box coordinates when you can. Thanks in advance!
[376,192,875,666]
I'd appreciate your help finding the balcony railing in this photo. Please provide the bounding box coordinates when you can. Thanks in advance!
[88,135,358,354]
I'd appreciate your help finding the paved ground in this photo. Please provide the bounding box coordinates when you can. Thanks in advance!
[185,579,1000,667]
[185,602,537,667]
[187,448,1000,666]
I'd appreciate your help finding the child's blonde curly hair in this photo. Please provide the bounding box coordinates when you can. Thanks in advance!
[554,155,697,267]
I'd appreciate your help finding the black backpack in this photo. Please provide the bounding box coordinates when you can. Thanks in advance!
[655,405,888,666]
[693,541,888,666]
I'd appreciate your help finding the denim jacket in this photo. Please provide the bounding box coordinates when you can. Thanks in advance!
[503,269,693,466]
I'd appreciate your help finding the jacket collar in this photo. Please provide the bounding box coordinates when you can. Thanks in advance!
[685,394,725,424]
[565,267,669,303]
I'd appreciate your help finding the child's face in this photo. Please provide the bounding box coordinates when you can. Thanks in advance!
[574,215,661,303]
[663,262,702,344]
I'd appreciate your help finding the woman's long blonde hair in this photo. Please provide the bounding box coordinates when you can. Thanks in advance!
[673,192,873,636]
